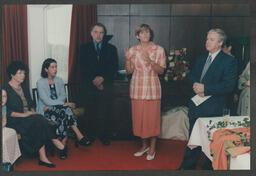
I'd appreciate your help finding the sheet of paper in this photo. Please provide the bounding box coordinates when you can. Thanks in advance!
[191,94,211,106]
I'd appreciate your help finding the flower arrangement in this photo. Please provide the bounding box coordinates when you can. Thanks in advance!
[164,48,190,82]
[206,117,250,142]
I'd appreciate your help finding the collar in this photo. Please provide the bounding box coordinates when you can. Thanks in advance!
[136,42,156,50]
[93,41,103,49]
[208,49,221,62]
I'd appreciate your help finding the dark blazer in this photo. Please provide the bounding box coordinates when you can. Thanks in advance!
[79,38,118,92]
[186,50,238,119]
[3,83,35,117]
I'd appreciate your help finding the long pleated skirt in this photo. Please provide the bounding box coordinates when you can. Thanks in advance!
[131,99,161,138]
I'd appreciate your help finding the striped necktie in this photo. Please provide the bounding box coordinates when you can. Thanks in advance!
[200,55,212,82]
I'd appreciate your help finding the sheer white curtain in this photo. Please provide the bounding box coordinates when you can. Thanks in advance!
[44,5,72,83]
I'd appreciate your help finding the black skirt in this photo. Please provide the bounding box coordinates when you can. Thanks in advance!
[6,114,57,156]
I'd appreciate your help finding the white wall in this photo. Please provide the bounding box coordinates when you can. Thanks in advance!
[27,5,46,89]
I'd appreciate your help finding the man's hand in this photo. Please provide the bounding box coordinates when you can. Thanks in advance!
[96,84,104,91]
[193,82,204,95]
[93,76,104,87]
[124,48,132,61]
[234,94,239,102]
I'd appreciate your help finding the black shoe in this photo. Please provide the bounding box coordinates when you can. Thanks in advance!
[38,160,56,168]
[88,135,96,143]
[100,137,110,146]
[59,146,67,160]
[75,136,91,147]
[177,166,184,170]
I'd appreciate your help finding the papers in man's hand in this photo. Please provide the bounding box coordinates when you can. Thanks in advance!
[191,94,211,106]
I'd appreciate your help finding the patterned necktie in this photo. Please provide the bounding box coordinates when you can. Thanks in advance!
[200,55,212,82]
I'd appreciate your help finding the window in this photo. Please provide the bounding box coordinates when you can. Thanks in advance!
[44,5,72,83]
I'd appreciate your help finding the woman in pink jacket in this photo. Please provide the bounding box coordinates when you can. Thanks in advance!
[125,24,166,160]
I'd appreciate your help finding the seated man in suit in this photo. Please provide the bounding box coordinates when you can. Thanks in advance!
[178,28,237,170]
[79,23,119,146]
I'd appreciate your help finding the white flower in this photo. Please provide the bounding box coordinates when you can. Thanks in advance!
[169,49,174,55]
[173,77,177,81]
[182,73,186,77]
[169,62,175,67]
[223,118,230,123]
[164,76,168,81]
[168,56,173,61]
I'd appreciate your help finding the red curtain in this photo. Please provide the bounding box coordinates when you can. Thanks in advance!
[1,5,29,87]
[67,4,97,105]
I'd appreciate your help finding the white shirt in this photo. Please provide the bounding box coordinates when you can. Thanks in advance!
[208,49,221,63]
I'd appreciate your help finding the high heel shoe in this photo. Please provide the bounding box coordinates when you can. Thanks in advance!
[146,152,156,160]
[75,136,91,147]
[134,147,150,157]
[59,146,67,160]
[38,160,56,168]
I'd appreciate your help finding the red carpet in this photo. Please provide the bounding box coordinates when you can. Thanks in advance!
[14,139,187,171]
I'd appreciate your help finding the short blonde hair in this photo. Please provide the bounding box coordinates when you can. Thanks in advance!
[135,24,154,41]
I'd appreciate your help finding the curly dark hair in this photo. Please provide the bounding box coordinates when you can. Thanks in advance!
[6,61,28,79]
[41,58,57,78]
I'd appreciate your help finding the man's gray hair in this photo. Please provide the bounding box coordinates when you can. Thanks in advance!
[207,28,227,44]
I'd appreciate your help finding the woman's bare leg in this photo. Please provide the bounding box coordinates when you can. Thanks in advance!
[71,125,84,141]
[39,145,52,163]
[148,136,157,155]
[138,138,148,152]
[61,136,68,146]
[51,139,65,150]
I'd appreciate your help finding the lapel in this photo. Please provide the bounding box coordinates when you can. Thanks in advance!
[201,51,223,82]
[53,77,59,97]
[89,42,98,56]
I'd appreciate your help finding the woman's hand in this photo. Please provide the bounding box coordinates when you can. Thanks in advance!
[125,48,135,74]
[23,111,36,117]
[65,102,76,109]
[141,50,151,64]
[43,106,50,112]
[124,48,131,61]
[244,80,250,87]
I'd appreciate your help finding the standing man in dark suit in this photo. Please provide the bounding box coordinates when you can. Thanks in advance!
[179,28,237,170]
[79,23,118,146]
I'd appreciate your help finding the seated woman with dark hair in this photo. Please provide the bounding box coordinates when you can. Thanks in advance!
[3,61,67,168]
[36,58,91,156]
